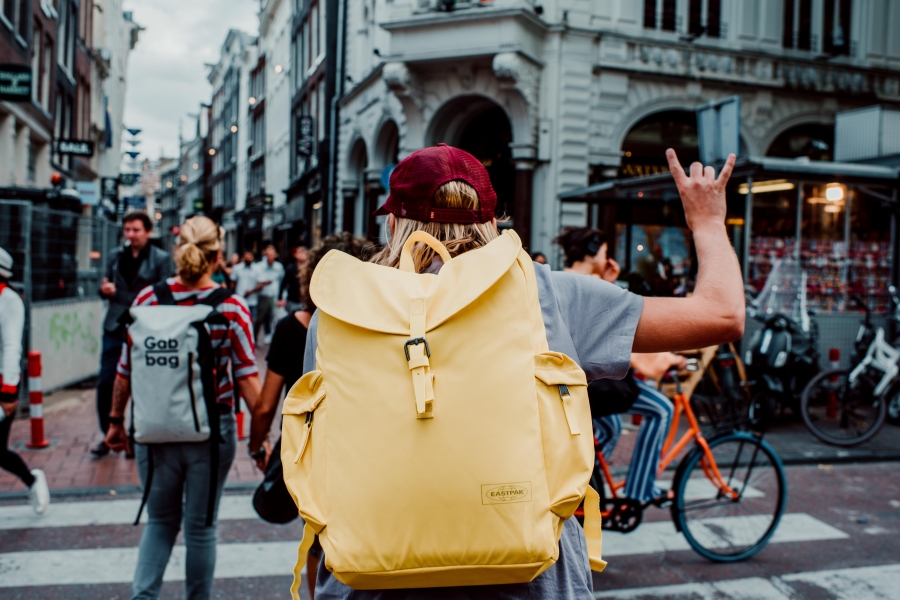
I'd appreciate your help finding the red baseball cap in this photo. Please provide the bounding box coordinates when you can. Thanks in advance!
[374,144,497,223]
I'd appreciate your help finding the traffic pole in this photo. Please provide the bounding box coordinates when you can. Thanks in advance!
[26,351,50,449]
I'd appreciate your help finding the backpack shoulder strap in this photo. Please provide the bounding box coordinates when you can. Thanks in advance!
[153,281,176,305]
[198,287,233,308]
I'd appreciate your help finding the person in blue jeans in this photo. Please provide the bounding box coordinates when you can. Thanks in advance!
[554,227,688,503]
[105,217,262,600]
[592,353,686,503]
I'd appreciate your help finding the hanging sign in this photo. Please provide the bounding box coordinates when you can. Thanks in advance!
[55,139,95,156]
[0,64,32,102]
[297,116,315,157]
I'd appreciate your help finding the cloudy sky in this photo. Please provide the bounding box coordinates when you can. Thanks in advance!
[121,0,258,161]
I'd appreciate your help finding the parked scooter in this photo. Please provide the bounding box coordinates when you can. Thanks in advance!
[744,287,821,427]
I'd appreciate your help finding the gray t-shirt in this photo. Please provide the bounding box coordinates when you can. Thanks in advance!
[302,262,643,600]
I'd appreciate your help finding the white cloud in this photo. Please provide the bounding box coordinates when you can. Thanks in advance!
[122,0,258,161]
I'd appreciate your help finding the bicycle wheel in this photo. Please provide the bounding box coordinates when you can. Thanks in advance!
[801,368,887,447]
[672,432,787,562]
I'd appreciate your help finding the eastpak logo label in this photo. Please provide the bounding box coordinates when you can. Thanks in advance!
[481,482,532,505]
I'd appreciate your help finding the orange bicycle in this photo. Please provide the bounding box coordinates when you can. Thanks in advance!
[584,358,787,562]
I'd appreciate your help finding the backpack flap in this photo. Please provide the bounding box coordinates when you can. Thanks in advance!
[534,352,594,519]
[309,230,523,336]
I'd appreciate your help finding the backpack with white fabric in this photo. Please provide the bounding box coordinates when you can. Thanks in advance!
[281,230,605,597]
[124,281,232,526]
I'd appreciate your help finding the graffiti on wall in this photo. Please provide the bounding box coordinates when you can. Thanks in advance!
[48,310,100,354]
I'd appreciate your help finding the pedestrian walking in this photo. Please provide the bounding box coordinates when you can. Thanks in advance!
[284,145,743,598]
[105,216,261,600]
[93,213,175,459]
[0,247,49,514]
[278,245,308,314]
[251,244,284,345]
[230,250,259,323]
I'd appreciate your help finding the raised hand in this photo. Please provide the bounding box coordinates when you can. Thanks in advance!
[665,149,736,233]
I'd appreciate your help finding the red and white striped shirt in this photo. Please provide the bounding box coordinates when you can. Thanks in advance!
[117,279,258,407]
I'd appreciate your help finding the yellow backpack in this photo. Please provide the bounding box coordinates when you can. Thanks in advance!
[281,230,605,597]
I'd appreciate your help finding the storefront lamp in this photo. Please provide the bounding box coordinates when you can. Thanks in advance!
[155,213,162,220]
[824,205,842,213]
[181,175,188,182]
[231,125,238,133]
[249,97,257,105]
[274,65,283,74]
[738,180,795,194]
[825,184,844,202]
[637,245,644,251]
[165,181,172,188]
[209,148,216,156]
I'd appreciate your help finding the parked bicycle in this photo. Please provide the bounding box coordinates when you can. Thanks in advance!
[800,289,900,446]
[580,359,788,562]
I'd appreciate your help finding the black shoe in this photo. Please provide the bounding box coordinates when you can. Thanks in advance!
[90,441,110,458]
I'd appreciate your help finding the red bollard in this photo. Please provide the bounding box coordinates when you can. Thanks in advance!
[26,351,50,449]
[235,397,248,441]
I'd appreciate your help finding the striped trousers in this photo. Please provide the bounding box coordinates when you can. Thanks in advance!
[593,378,673,502]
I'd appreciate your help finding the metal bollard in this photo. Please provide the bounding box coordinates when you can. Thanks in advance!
[26,351,50,449]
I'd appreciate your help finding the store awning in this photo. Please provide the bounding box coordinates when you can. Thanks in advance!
[559,156,900,204]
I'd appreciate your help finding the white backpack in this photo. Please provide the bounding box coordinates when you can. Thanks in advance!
[124,282,233,525]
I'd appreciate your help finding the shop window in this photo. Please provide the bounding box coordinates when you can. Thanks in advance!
[747,180,799,291]
[688,0,720,38]
[800,183,847,313]
[783,0,813,50]
[766,123,834,162]
[644,0,677,32]
[848,191,892,313]
[613,202,696,298]
[620,110,699,178]
[823,0,852,56]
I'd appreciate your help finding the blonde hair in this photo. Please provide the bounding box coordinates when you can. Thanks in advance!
[371,180,499,273]
[176,216,223,284]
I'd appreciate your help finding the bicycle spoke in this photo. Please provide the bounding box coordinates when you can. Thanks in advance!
[675,434,785,562]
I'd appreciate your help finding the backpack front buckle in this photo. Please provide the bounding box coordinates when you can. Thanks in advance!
[404,337,431,361]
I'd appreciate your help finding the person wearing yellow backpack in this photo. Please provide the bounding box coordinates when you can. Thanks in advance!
[283,144,741,599]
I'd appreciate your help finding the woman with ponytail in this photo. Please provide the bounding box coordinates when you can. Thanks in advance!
[105,216,262,600]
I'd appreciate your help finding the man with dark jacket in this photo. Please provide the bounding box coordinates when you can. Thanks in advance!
[91,213,174,458]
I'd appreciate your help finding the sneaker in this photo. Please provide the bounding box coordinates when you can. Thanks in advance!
[29,469,49,514]
[90,440,110,458]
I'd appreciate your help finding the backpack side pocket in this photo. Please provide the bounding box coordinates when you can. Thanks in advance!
[534,352,594,519]
[281,369,327,533]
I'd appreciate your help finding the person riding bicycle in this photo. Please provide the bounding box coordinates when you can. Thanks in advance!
[554,227,687,505]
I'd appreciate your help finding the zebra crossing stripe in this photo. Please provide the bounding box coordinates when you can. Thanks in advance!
[0,541,304,588]
[594,563,900,599]
[0,495,260,530]
[601,513,847,557]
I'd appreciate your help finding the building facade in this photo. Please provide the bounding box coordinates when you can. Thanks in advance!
[252,0,293,253]
[334,0,900,262]
[1,0,137,214]
[208,29,256,249]
[1,0,56,190]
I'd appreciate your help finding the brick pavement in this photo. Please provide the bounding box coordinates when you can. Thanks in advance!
[0,385,267,493]
[0,346,278,495]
